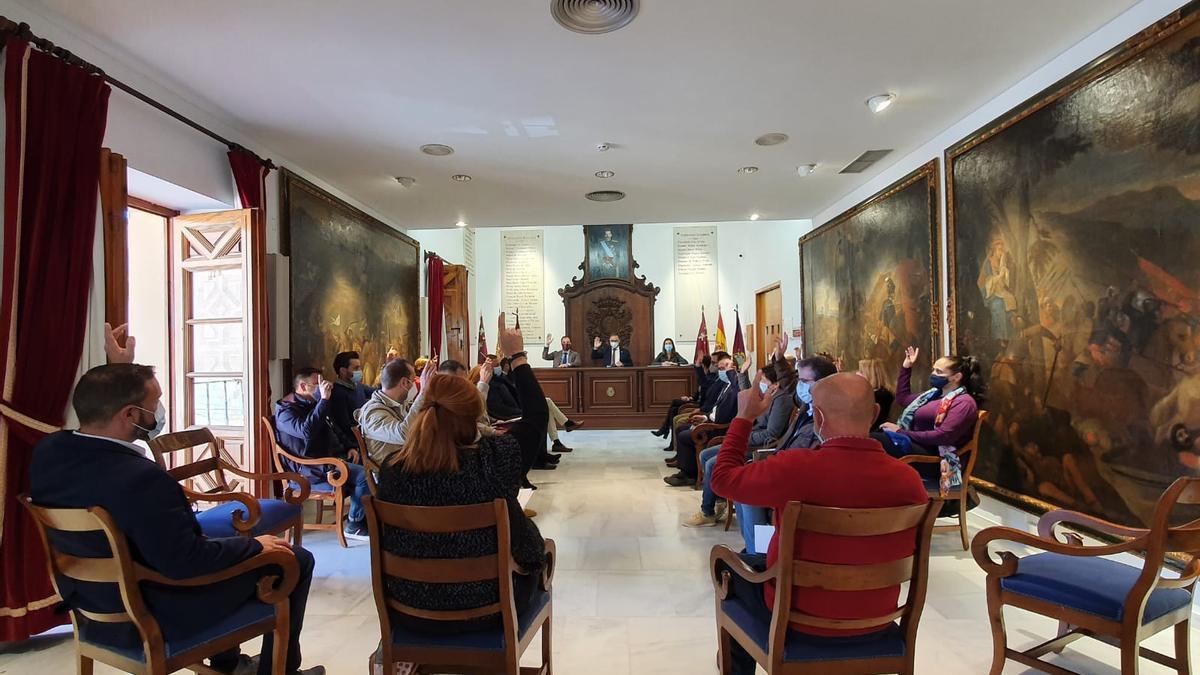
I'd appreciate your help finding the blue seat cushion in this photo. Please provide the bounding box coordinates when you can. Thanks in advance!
[79,601,275,662]
[196,499,301,538]
[1001,552,1193,623]
[720,597,905,662]
[389,589,550,651]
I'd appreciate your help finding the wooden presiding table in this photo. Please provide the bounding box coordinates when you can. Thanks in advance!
[532,366,696,429]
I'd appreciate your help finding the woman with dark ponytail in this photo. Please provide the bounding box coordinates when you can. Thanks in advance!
[877,346,983,459]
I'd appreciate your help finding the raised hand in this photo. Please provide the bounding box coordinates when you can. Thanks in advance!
[834,356,844,373]
[902,346,920,369]
[419,358,437,390]
[594,336,602,350]
[740,354,754,374]
[772,336,787,361]
[546,333,553,347]
[104,322,136,364]
[737,372,778,421]
[479,362,494,384]
[317,375,334,400]
[497,312,524,358]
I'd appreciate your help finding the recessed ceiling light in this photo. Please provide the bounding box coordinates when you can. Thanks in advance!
[749,213,760,221]
[586,190,625,202]
[393,176,416,187]
[797,164,817,176]
[595,170,615,178]
[596,143,613,152]
[456,220,468,228]
[754,133,789,146]
[420,143,454,156]
[866,93,897,114]
[552,0,640,35]
[451,174,472,182]
[737,166,760,175]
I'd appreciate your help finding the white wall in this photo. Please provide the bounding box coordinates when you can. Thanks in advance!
[414,219,812,359]
[811,0,1192,351]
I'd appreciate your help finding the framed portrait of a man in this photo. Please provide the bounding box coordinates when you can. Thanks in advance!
[584,224,632,282]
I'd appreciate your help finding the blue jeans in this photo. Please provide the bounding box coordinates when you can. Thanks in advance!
[342,462,370,523]
[736,502,769,554]
[700,446,721,516]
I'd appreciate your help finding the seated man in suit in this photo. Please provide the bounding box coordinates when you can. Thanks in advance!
[542,334,581,367]
[710,373,927,675]
[30,363,324,675]
[355,358,419,465]
[592,334,632,367]
[651,354,716,441]
[684,341,798,527]
[274,368,372,540]
[326,350,372,444]
[664,351,741,486]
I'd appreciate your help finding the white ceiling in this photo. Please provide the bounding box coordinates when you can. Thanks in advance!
[31,0,1137,229]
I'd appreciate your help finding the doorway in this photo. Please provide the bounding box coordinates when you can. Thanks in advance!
[755,283,783,368]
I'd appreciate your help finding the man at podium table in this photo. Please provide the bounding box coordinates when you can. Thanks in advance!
[592,334,632,367]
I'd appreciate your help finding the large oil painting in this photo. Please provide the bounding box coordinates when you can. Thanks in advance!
[801,160,941,418]
[948,4,1200,527]
[281,170,420,387]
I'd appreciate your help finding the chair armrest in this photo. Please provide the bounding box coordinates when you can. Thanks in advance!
[220,462,311,503]
[1037,508,1149,543]
[704,435,726,449]
[180,487,261,534]
[274,448,350,488]
[899,455,941,465]
[971,525,1147,578]
[710,544,774,601]
[138,549,300,603]
[542,538,556,591]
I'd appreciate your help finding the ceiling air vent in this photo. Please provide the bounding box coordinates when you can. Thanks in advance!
[552,0,639,35]
[586,190,626,202]
[839,149,893,174]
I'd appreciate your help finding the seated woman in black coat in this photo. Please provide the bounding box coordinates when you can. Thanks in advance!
[377,320,550,635]
[855,357,895,430]
[652,337,689,366]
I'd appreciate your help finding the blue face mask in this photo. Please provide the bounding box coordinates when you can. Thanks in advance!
[796,380,812,404]
[493,367,504,377]
[929,374,950,390]
[664,343,674,353]
[351,370,364,384]
[759,381,770,394]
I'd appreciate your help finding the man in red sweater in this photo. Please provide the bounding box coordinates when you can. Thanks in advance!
[709,372,928,674]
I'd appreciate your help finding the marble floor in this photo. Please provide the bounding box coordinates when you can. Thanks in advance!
[2,428,1197,674]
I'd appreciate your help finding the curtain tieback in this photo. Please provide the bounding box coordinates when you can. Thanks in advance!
[0,402,60,434]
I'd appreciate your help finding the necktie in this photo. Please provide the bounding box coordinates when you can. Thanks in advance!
[562,352,568,365]
[612,347,618,365]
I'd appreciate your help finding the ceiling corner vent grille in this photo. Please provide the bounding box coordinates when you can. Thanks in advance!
[586,190,626,202]
[839,149,893,174]
[552,0,639,35]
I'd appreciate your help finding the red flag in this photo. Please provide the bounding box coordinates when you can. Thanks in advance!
[477,314,488,365]
[732,307,747,362]
[693,307,711,363]
[1138,256,1200,315]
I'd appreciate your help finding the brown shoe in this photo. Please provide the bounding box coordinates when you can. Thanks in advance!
[523,508,537,518]
[663,472,692,487]
[564,419,585,432]
[665,458,678,468]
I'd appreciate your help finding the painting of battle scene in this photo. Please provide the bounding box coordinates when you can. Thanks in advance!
[801,161,941,418]
[282,170,420,387]
[948,5,1200,526]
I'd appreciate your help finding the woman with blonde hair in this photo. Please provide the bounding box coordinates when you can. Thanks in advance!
[856,358,894,430]
[377,316,549,634]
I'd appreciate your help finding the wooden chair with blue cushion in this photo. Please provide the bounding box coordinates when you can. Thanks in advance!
[363,496,556,675]
[710,498,942,674]
[149,428,308,546]
[21,494,298,675]
[262,416,352,548]
[900,409,988,550]
[972,475,1200,675]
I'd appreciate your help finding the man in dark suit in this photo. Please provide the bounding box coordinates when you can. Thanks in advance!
[664,352,741,486]
[592,334,632,367]
[542,334,582,368]
[29,363,323,675]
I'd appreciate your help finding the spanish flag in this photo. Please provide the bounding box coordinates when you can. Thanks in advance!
[715,307,727,352]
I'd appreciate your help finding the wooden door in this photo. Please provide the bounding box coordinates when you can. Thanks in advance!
[172,210,255,475]
[442,264,470,363]
[755,283,783,368]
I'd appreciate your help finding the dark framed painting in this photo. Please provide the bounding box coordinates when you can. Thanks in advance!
[800,160,941,419]
[947,2,1200,527]
[280,169,420,388]
[584,224,633,282]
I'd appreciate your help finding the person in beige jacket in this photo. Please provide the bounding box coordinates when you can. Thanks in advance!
[355,358,419,465]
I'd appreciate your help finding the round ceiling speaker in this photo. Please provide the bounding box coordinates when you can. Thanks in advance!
[552,0,639,35]
[586,190,626,202]
[420,143,454,156]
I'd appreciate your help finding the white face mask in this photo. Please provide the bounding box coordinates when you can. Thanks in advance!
[610,341,619,349]
[133,403,166,440]
[405,385,418,403]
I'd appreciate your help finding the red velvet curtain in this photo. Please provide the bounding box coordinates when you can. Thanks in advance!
[228,148,267,211]
[0,37,111,641]
[426,254,445,360]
